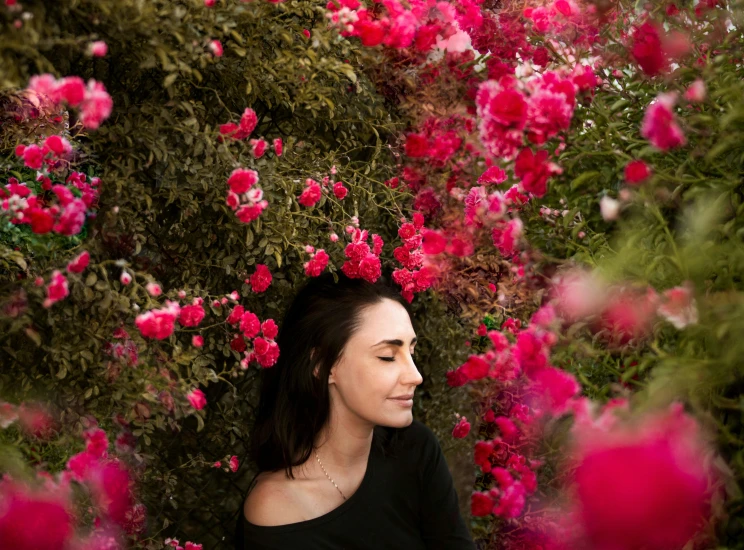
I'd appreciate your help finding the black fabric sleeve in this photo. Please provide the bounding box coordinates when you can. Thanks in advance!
[415,422,476,550]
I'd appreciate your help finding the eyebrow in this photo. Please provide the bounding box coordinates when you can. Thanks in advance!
[371,337,417,348]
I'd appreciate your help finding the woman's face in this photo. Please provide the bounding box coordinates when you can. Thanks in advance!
[327,298,423,429]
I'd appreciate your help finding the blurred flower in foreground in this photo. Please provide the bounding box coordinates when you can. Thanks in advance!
[554,402,717,550]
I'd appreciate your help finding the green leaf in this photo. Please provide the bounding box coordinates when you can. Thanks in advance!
[163,73,178,88]
[570,171,600,191]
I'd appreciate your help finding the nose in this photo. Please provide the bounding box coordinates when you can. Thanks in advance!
[402,354,423,387]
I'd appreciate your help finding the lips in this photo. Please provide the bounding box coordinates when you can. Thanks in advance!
[389,394,414,400]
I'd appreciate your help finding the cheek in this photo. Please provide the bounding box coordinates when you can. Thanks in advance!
[341,361,399,401]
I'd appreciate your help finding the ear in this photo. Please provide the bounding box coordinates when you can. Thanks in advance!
[327,363,336,385]
[311,348,320,379]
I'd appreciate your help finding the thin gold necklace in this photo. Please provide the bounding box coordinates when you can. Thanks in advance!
[315,449,347,500]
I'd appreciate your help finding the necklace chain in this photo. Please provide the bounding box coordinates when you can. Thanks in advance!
[315,449,347,501]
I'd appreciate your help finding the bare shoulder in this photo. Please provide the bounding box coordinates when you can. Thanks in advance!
[243,471,304,527]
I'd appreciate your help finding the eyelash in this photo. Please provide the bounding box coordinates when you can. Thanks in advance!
[378,350,415,362]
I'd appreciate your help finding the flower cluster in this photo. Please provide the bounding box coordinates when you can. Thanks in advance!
[225,304,280,368]
[551,269,700,342]
[0,411,149,549]
[391,212,434,303]
[475,71,582,197]
[27,74,113,129]
[340,226,383,283]
[134,300,183,340]
[303,244,330,277]
[327,0,476,53]
[226,168,268,224]
[219,107,258,140]
[2,169,100,237]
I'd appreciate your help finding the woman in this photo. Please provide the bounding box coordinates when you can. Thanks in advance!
[234,271,476,549]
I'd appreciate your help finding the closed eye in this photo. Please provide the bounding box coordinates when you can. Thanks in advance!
[378,349,415,362]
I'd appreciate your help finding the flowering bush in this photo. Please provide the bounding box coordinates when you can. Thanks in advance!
[3,0,744,548]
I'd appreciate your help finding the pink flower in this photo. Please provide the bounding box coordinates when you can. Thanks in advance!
[43,270,69,308]
[551,269,606,322]
[192,335,204,347]
[304,249,329,277]
[658,283,698,329]
[421,229,447,255]
[491,218,523,258]
[205,0,216,6]
[529,366,580,415]
[299,179,322,207]
[514,148,559,198]
[86,461,135,528]
[185,543,204,550]
[405,133,429,158]
[179,304,205,327]
[526,72,576,144]
[463,354,492,382]
[684,79,706,103]
[624,160,652,185]
[631,21,668,76]
[251,138,267,158]
[478,166,507,185]
[17,404,57,440]
[226,305,245,325]
[235,201,268,224]
[43,135,72,157]
[227,168,259,193]
[476,80,528,160]
[0,480,74,550]
[135,301,181,339]
[145,282,162,296]
[471,491,495,517]
[494,417,520,443]
[209,40,224,57]
[19,144,44,170]
[512,329,549,377]
[84,427,110,457]
[187,388,207,410]
[55,76,86,106]
[89,41,108,57]
[66,450,98,482]
[452,417,471,438]
[598,287,659,345]
[120,271,132,285]
[229,455,239,472]
[66,251,90,273]
[569,404,713,550]
[253,337,280,367]
[248,264,272,293]
[239,108,258,137]
[641,93,686,150]
[332,181,348,199]
[53,198,87,236]
[240,310,261,339]
[261,318,278,340]
[79,80,113,130]
[273,137,283,156]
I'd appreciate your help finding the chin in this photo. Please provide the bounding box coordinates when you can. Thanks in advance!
[377,410,414,429]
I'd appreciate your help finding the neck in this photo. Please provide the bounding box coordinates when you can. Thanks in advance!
[313,401,374,472]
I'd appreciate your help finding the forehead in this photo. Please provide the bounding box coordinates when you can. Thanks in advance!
[353,299,414,344]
